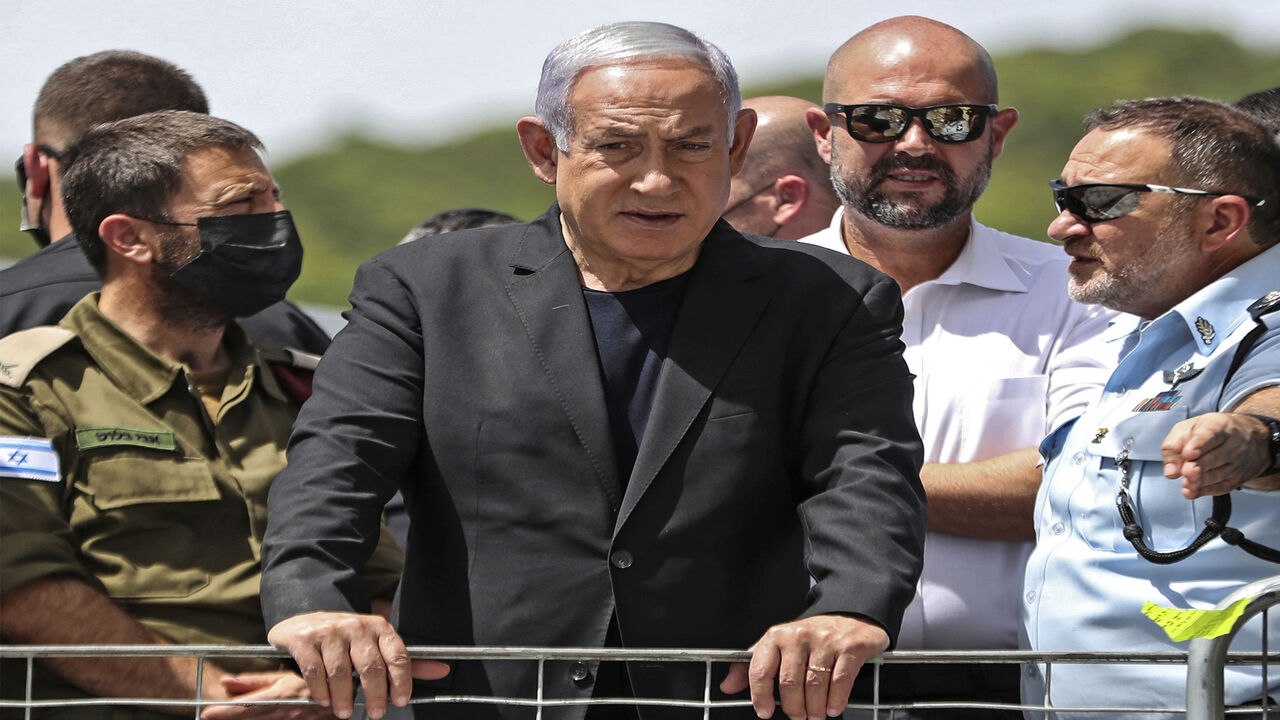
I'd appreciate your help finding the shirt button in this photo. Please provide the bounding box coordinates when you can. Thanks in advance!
[1026,666,1038,677]
[1112,386,1127,396]
[610,550,634,569]
[1072,452,1087,466]
[570,661,591,683]
[1025,590,1037,604]
[1052,522,1065,535]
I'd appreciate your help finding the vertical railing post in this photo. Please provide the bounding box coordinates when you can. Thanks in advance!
[702,660,712,720]
[535,657,545,720]
[24,654,34,720]
[1188,577,1280,720]
[193,653,205,720]
[1264,608,1271,720]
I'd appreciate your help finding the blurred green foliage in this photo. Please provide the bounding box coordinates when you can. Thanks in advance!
[2,28,1277,308]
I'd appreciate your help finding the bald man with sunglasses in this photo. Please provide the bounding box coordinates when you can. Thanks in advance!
[801,17,1115,714]
[1023,96,1280,716]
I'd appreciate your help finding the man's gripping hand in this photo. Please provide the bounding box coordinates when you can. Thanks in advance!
[720,614,888,720]
[267,612,450,720]
[1161,412,1278,498]
[200,672,329,720]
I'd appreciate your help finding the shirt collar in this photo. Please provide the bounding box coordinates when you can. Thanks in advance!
[929,218,1031,293]
[1163,242,1280,356]
[820,209,1030,293]
[1098,242,1280,355]
[62,294,281,404]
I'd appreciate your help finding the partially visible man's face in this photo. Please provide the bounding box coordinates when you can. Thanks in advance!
[824,44,1003,231]
[552,59,750,283]
[1049,128,1200,319]
[723,173,779,237]
[154,144,284,264]
[148,144,285,325]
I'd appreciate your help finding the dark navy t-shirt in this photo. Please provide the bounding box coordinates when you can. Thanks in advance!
[582,271,691,485]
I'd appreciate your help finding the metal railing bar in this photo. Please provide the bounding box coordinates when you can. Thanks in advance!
[535,657,544,720]
[7,645,1256,663]
[701,660,712,720]
[23,655,32,720]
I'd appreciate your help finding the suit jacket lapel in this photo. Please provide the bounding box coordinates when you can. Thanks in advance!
[505,208,623,509]
[618,223,772,530]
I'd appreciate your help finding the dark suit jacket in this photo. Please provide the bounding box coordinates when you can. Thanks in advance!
[261,207,925,718]
[0,235,333,353]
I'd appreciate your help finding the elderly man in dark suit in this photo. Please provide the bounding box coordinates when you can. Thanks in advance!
[260,21,925,720]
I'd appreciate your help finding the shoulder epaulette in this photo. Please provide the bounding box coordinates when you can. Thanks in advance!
[256,345,320,404]
[1247,290,1280,322]
[0,326,76,389]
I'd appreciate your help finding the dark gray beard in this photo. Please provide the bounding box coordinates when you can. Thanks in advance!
[831,145,992,230]
[153,230,231,332]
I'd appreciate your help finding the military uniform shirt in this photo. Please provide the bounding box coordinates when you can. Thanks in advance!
[0,295,403,668]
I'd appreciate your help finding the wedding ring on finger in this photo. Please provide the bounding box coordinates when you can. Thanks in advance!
[807,665,832,673]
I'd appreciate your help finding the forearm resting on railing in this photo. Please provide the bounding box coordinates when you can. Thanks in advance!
[0,575,234,712]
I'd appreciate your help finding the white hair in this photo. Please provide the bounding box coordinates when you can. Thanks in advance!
[534,21,742,151]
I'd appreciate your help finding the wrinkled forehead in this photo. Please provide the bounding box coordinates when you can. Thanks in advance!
[567,60,731,130]
[570,58,726,104]
[1062,128,1173,184]
[171,144,276,207]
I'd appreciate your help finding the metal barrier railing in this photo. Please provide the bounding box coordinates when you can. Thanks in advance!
[1187,575,1280,720]
[1,634,1278,717]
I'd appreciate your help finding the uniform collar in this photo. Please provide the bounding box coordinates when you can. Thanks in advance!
[61,294,282,404]
[1160,242,1280,356]
[1097,242,1280,354]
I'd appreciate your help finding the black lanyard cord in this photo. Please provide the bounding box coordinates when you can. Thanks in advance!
[1119,291,1280,564]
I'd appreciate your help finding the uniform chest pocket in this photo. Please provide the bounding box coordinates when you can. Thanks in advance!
[1090,408,1206,552]
[73,453,220,599]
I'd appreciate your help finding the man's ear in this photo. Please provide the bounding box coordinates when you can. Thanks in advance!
[728,108,758,176]
[22,143,52,198]
[989,107,1019,161]
[98,214,155,265]
[1199,194,1254,253]
[771,175,810,225]
[516,117,559,186]
[807,108,834,165]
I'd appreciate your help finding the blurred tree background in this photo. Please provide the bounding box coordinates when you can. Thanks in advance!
[2,28,1277,309]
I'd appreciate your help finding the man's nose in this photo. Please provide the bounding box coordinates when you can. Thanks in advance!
[632,152,677,195]
[1047,207,1090,243]
[892,117,938,156]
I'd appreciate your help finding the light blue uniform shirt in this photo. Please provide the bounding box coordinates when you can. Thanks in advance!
[1022,243,1280,717]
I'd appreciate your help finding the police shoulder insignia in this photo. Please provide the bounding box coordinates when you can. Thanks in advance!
[0,327,76,389]
[1247,291,1280,322]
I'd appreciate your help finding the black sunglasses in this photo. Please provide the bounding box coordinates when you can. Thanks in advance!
[14,144,63,192]
[1049,180,1267,223]
[823,102,998,143]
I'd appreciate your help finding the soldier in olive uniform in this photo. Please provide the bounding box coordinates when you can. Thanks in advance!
[0,110,403,720]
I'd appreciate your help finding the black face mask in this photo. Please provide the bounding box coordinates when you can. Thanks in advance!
[159,210,304,318]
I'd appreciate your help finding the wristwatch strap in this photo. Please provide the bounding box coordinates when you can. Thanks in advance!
[1245,414,1280,477]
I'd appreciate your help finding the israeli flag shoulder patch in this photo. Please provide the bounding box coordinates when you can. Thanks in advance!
[0,436,61,483]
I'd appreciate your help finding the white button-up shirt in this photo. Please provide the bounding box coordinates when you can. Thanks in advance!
[803,209,1115,649]
[1022,242,1280,716]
